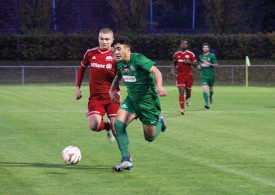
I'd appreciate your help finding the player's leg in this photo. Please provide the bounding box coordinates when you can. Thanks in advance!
[113,110,135,172]
[87,114,105,131]
[87,99,109,131]
[202,85,210,109]
[201,77,210,109]
[106,101,120,137]
[113,97,136,171]
[185,78,193,107]
[178,87,185,114]
[209,77,215,104]
[209,87,214,104]
[177,76,186,114]
[137,95,165,142]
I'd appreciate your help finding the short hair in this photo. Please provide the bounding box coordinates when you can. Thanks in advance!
[181,40,188,44]
[99,28,113,35]
[113,36,131,48]
[202,42,210,47]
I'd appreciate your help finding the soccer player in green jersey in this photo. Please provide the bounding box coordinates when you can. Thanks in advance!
[198,43,218,109]
[109,36,167,172]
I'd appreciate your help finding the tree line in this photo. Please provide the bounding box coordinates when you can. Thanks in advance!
[11,0,274,35]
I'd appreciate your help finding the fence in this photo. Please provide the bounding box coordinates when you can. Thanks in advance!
[0,65,275,86]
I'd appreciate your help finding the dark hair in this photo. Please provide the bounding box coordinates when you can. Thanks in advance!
[113,36,131,48]
[203,42,210,47]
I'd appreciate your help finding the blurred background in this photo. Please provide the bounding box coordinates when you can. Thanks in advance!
[0,0,274,86]
[0,0,274,35]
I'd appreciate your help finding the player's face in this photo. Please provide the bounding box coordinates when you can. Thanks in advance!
[98,32,114,50]
[181,42,188,50]
[203,45,210,53]
[114,43,130,62]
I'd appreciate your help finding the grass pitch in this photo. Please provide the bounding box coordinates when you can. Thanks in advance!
[0,85,275,195]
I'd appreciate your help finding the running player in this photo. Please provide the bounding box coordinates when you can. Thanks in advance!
[171,40,198,115]
[198,42,218,109]
[109,36,167,172]
[75,28,119,142]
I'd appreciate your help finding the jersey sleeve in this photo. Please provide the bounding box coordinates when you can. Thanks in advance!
[211,54,218,65]
[190,52,197,62]
[81,50,90,67]
[76,50,90,87]
[136,53,155,72]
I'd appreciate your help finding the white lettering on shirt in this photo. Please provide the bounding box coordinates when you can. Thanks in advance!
[90,63,106,68]
[123,76,136,82]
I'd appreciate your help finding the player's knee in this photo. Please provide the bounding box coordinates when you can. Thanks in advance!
[145,136,155,142]
[144,133,155,142]
[88,122,99,131]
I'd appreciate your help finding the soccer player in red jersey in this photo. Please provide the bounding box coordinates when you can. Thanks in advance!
[171,40,198,115]
[75,28,119,142]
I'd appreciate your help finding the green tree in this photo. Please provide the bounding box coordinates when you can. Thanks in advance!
[13,0,52,35]
[108,0,149,33]
[203,0,266,34]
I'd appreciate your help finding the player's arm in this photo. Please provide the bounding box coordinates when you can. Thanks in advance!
[171,59,177,76]
[204,54,218,67]
[182,59,198,67]
[75,64,87,100]
[150,66,167,96]
[109,75,122,103]
[203,60,218,67]
[184,53,199,67]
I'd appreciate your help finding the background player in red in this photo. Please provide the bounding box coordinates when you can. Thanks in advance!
[171,40,198,115]
[75,28,119,142]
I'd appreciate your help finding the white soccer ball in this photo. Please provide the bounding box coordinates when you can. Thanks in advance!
[61,145,82,164]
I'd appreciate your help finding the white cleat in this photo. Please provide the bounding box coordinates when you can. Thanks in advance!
[106,130,115,142]
[112,161,134,172]
[186,99,191,106]
[106,120,115,142]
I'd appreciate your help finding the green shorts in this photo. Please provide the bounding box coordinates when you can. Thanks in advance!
[120,95,161,126]
[200,76,215,87]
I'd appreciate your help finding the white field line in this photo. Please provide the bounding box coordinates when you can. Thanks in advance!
[154,143,275,187]
[187,155,275,187]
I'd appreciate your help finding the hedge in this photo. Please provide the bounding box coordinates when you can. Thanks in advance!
[0,33,274,61]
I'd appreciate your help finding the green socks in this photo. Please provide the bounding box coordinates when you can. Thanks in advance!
[114,120,129,160]
[203,92,209,105]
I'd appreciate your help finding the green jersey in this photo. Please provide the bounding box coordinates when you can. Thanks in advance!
[116,53,157,100]
[199,52,218,79]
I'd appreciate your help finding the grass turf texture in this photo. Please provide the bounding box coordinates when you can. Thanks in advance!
[0,85,275,194]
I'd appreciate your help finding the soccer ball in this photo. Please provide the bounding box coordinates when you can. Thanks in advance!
[61,145,82,164]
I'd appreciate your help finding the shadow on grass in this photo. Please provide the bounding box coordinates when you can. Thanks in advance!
[0,161,110,171]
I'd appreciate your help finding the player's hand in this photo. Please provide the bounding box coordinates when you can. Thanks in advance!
[183,59,191,64]
[76,87,82,100]
[171,68,176,77]
[109,91,121,104]
[157,87,167,96]
[203,60,211,66]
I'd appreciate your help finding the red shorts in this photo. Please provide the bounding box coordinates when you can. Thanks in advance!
[86,98,119,118]
[176,75,193,89]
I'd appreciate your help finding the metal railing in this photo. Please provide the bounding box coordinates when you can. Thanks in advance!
[0,65,274,86]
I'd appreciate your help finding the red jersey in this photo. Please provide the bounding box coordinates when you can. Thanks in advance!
[173,50,197,76]
[76,47,117,99]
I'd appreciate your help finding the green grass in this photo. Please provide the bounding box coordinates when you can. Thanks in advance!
[0,85,275,194]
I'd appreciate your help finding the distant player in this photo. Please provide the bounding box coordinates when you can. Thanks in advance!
[171,40,198,115]
[75,28,119,142]
[109,36,167,172]
[198,43,218,109]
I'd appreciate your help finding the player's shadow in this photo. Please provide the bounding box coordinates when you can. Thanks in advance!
[0,161,109,171]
